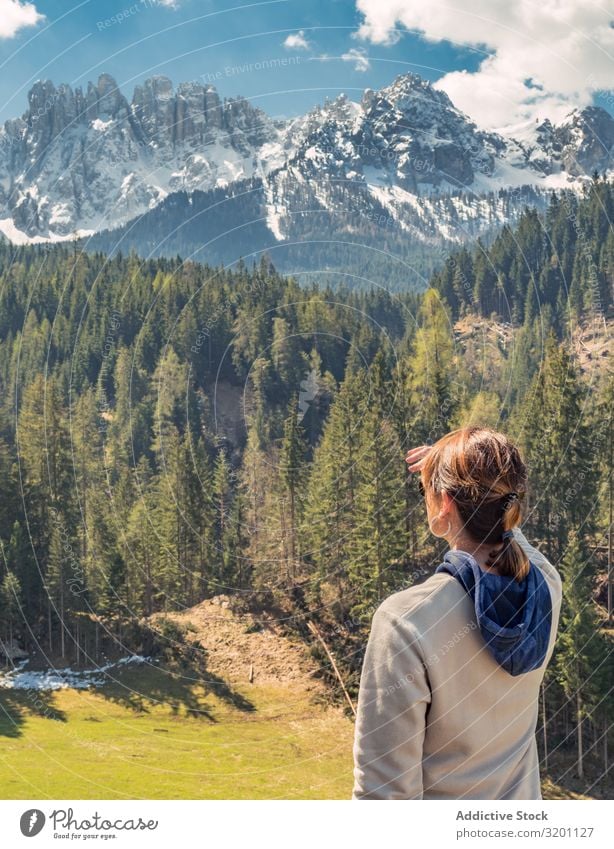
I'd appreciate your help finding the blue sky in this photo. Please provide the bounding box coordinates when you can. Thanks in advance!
[0,0,612,128]
[0,0,486,123]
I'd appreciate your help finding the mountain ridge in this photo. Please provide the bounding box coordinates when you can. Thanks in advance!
[1,71,612,276]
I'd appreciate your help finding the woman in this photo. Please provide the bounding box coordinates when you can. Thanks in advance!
[352,427,562,800]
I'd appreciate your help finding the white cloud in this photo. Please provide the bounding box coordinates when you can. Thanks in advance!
[341,47,371,72]
[354,0,614,128]
[0,0,43,39]
[283,30,310,50]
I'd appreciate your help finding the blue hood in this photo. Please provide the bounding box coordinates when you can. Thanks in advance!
[435,551,552,677]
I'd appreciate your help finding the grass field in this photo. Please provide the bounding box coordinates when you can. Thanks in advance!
[0,664,355,799]
[0,666,599,800]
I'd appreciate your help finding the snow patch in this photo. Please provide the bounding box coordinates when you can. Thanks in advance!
[92,118,114,132]
[0,655,153,691]
[0,218,94,244]
[363,165,389,187]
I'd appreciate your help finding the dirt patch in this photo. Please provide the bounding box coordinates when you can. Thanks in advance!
[454,312,613,383]
[166,596,324,693]
[454,315,514,349]
[572,315,612,379]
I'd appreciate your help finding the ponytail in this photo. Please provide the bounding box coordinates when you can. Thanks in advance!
[487,534,530,582]
[485,493,530,582]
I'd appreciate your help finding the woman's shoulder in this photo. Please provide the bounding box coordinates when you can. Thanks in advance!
[375,571,467,627]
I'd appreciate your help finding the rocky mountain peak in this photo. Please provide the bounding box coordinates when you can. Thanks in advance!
[0,71,611,245]
[372,72,456,116]
[93,73,126,116]
[555,105,614,175]
[131,75,176,141]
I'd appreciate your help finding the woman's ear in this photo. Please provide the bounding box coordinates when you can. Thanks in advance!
[438,491,455,519]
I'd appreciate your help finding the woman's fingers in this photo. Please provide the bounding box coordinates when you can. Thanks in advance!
[405,445,431,463]
[405,444,432,472]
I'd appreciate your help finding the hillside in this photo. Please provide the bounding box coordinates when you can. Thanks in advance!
[160,595,326,691]
[0,598,354,800]
[453,313,612,382]
[0,184,612,799]
[572,315,613,378]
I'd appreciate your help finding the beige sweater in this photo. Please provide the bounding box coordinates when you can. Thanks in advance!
[352,528,562,800]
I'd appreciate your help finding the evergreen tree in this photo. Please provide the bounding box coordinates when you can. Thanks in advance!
[0,571,22,654]
[407,288,459,442]
[516,334,597,559]
[555,532,609,779]
[303,371,368,616]
[279,397,308,582]
[212,448,234,589]
[347,412,406,618]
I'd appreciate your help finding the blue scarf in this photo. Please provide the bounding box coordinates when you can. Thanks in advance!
[435,550,552,676]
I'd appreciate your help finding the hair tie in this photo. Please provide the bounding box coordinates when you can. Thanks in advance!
[501,530,514,542]
[502,492,519,511]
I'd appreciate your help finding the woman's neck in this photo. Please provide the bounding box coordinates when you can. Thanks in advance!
[447,531,503,573]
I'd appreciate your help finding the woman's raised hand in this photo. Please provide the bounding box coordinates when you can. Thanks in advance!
[405,445,432,473]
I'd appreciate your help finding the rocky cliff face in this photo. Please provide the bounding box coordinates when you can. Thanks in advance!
[0,73,281,238]
[355,74,504,189]
[556,106,614,175]
[256,73,613,249]
[0,71,612,244]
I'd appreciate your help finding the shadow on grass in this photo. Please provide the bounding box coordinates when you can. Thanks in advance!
[95,616,257,719]
[97,659,256,721]
[201,670,256,713]
[0,689,66,738]
[0,623,256,736]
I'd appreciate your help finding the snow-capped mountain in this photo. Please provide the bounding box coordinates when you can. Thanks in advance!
[258,75,614,246]
[0,73,284,240]
[0,72,612,261]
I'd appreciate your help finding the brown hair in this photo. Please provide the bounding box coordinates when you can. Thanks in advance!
[421,427,529,581]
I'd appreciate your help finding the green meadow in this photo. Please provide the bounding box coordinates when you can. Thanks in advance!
[0,664,597,799]
[0,666,354,800]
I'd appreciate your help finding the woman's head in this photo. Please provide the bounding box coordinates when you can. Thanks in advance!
[420,427,529,581]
